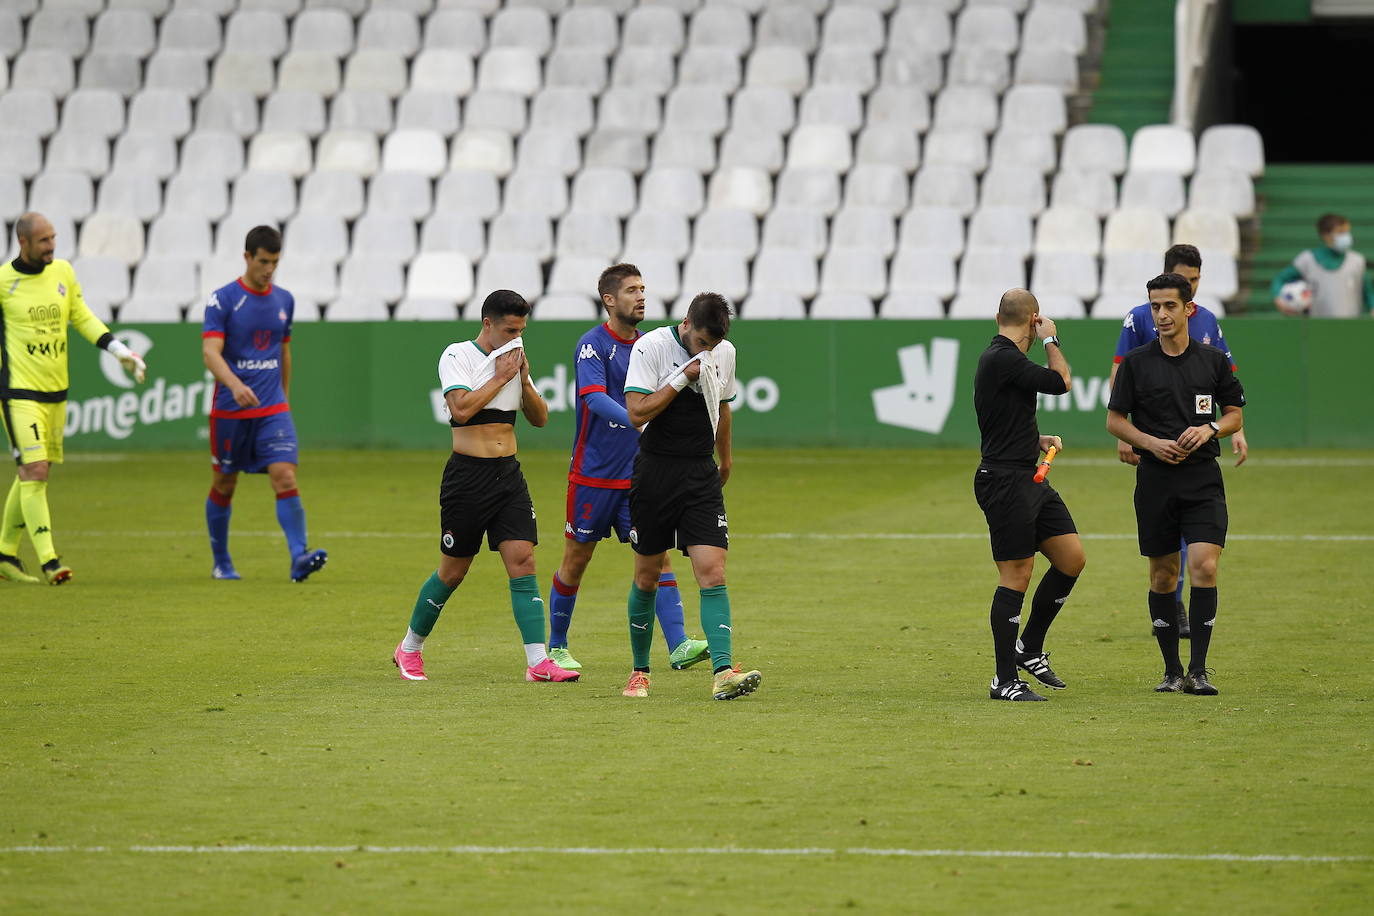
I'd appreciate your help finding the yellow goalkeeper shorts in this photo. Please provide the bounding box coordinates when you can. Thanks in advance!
[1,399,66,465]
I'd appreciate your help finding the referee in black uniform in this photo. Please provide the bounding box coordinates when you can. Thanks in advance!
[973,289,1086,702]
[1107,273,1245,696]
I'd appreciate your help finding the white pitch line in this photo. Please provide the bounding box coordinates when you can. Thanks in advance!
[0,845,1365,864]
[61,530,1374,542]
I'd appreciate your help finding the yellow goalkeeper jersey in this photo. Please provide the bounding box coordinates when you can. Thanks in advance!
[0,258,112,402]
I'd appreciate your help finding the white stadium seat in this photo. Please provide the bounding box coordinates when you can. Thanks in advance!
[300,170,365,220]
[1101,249,1163,297]
[1062,124,1128,176]
[1033,206,1102,256]
[62,89,126,139]
[1129,125,1197,176]
[1197,124,1265,178]
[741,290,805,320]
[1031,251,1099,302]
[1103,208,1171,254]
[1173,208,1240,258]
[879,293,945,318]
[753,247,818,299]
[1120,170,1187,219]
[762,207,828,258]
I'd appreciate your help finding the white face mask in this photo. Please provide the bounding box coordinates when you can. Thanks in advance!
[1332,231,1353,252]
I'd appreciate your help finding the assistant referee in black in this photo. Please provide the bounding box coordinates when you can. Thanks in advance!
[1107,273,1245,696]
[973,289,1086,702]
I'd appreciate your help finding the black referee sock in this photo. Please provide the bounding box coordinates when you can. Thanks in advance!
[1019,567,1078,657]
[1149,590,1184,676]
[990,586,1026,684]
[1187,587,1218,673]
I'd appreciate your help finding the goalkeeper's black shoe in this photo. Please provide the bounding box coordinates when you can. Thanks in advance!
[1016,646,1066,689]
[990,677,1047,702]
[1177,600,1191,639]
[1154,672,1185,693]
[1183,669,1218,696]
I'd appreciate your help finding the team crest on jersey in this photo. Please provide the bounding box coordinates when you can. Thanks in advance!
[1202,333,1212,345]
[56,283,66,297]
[1195,394,1213,414]
[278,309,288,323]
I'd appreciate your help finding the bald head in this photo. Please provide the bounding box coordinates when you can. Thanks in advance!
[996,288,1039,328]
[15,212,56,267]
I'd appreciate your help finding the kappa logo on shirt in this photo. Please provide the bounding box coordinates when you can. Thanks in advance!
[1195,394,1213,415]
[578,344,597,360]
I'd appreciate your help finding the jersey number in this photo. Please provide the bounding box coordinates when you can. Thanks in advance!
[29,423,39,440]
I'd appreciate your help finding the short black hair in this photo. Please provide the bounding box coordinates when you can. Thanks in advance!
[597,263,641,303]
[1317,213,1348,236]
[1146,272,1192,303]
[244,225,282,256]
[480,289,530,321]
[685,292,732,340]
[1163,244,1201,273]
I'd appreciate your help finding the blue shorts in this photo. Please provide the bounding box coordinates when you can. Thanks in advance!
[565,482,632,543]
[210,411,300,474]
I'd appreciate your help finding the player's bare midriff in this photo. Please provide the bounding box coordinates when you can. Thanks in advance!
[452,423,517,459]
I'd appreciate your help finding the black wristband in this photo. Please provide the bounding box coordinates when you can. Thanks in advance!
[95,332,114,351]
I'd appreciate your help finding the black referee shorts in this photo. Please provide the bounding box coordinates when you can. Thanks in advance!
[629,452,728,557]
[438,453,538,558]
[1134,459,1227,557]
[973,465,1078,562]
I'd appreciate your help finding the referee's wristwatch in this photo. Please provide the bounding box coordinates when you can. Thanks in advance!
[1208,421,1221,436]
[1042,335,1060,349]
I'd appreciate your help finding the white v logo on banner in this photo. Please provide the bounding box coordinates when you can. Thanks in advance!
[872,338,960,434]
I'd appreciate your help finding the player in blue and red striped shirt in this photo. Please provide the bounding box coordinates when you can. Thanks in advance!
[201,226,326,582]
[544,264,709,673]
[1109,245,1249,634]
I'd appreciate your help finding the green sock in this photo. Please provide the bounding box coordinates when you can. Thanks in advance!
[700,585,733,673]
[0,478,24,555]
[19,480,56,564]
[408,572,456,637]
[627,584,656,669]
[509,574,546,645]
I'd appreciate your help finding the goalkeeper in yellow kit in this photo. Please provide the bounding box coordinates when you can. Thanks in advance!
[0,213,147,585]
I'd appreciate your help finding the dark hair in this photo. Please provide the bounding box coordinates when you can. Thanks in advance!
[1163,244,1201,273]
[1317,213,1348,236]
[480,289,530,321]
[1146,273,1192,303]
[685,292,732,340]
[244,225,282,256]
[597,263,641,303]
[996,288,1038,326]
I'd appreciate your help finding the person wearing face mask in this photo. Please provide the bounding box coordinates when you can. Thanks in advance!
[1271,213,1374,317]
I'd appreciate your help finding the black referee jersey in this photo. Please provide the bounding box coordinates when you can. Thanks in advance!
[1108,339,1245,466]
[974,335,1068,468]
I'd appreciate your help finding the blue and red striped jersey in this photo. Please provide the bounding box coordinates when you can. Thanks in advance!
[201,278,294,419]
[568,322,640,489]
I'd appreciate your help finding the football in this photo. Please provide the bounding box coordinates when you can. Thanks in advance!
[1277,279,1312,313]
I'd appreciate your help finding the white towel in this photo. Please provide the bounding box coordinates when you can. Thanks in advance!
[485,336,524,366]
[682,350,723,436]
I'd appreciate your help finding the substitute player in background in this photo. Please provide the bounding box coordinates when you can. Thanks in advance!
[0,212,146,585]
[622,293,760,701]
[1109,244,1249,637]
[392,290,578,684]
[973,289,1086,702]
[202,226,327,582]
[546,264,710,673]
[1108,274,1245,696]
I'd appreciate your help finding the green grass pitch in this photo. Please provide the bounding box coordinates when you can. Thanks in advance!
[1,447,1371,914]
